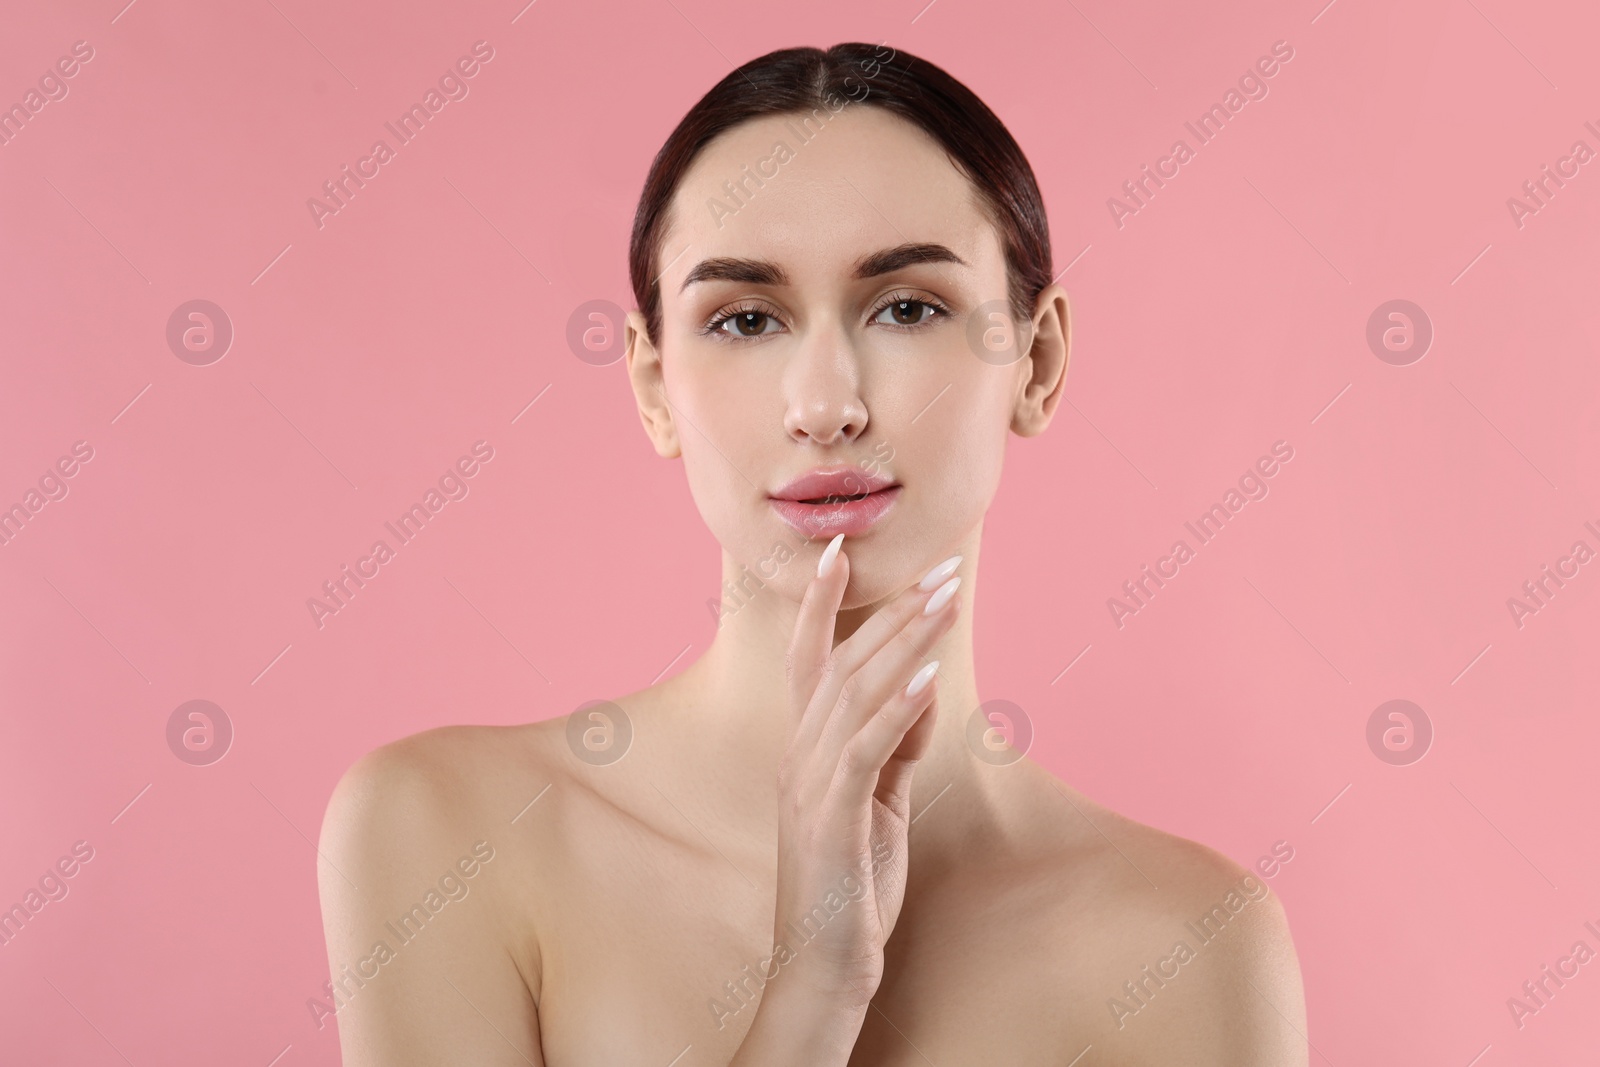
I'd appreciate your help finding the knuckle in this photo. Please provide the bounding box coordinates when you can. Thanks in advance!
[783,647,802,684]
[836,675,863,710]
[776,751,802,794]
[816,657,840,692]
[837,736,871,777]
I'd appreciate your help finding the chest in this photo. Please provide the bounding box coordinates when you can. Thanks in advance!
[527,837,1109,1066]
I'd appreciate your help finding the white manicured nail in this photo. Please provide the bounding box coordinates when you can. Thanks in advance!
[918,554,962,591]
[922,576,961,615]
[817,533,845,578]
[905,660,940,698]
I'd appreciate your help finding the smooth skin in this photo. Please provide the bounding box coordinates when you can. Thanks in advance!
[318,105,1307,1065]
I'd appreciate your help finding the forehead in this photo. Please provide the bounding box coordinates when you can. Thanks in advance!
[659,107,1000,288]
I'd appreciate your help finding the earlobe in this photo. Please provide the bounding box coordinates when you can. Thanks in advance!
[1011,285,1071,437]
[624,311,682,458]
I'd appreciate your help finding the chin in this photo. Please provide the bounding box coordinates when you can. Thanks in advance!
[829,532,916,607]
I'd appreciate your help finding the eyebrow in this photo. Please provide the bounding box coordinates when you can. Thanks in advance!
[677,242,968,293]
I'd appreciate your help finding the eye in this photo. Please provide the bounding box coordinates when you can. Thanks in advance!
[703,303,785,343]
[871,293,950,329]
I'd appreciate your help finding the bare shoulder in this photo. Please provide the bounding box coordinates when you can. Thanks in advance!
[314,722,570,1064]
[322,724,545,855]
[317,723,551,947]
[1015,763,1307,1066]
[316,714,616,906]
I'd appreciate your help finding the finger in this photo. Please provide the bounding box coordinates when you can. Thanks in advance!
[785,533,850,731]
[830,663,941,814]
[813,584,959,764]
[874,695,941,819]
[800,555,961,746]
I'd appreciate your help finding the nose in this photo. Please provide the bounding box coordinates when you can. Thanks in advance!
[782,327,869,446]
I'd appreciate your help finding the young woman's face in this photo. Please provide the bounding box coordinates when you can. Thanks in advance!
[628,105,1065,607]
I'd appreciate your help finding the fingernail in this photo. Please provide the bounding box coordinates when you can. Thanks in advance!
[817,533,845,578]
[905,660,940,698]
[922,576,960,616]
[917,554,962,591]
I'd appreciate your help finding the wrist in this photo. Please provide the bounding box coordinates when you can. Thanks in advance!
[733,973,868,1067]
[775,954,879,1013]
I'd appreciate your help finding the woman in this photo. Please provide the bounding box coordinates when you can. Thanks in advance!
[318,42,1307,1066]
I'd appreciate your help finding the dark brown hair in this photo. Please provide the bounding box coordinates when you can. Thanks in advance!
[628,42,1053,349]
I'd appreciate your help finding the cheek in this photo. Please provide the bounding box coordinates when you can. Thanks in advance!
[677,429,749,533]
[896,387,1007,535]
[919,424,1003,517]
[670,357,765,495]
[673,404,789,567]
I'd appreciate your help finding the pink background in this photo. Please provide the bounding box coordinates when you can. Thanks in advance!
[3,0,1598,1062]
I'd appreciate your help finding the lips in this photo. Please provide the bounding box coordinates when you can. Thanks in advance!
[769,466,901,538]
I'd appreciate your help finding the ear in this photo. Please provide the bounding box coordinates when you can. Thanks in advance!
[624,309,681,458]
[1010,283,1070,437]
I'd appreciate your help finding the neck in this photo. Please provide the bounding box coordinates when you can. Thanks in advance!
[670,526,1013,864]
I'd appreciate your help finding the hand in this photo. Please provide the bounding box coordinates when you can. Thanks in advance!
[771,535,964,1009]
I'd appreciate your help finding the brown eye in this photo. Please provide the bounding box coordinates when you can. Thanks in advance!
[726,311,770,336]
[709,308,780,340]
[874,299,939,327]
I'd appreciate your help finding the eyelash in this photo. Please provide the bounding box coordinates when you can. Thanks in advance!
[700,291,953,344]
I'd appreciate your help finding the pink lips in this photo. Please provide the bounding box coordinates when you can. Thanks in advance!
[768,466,902,538]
